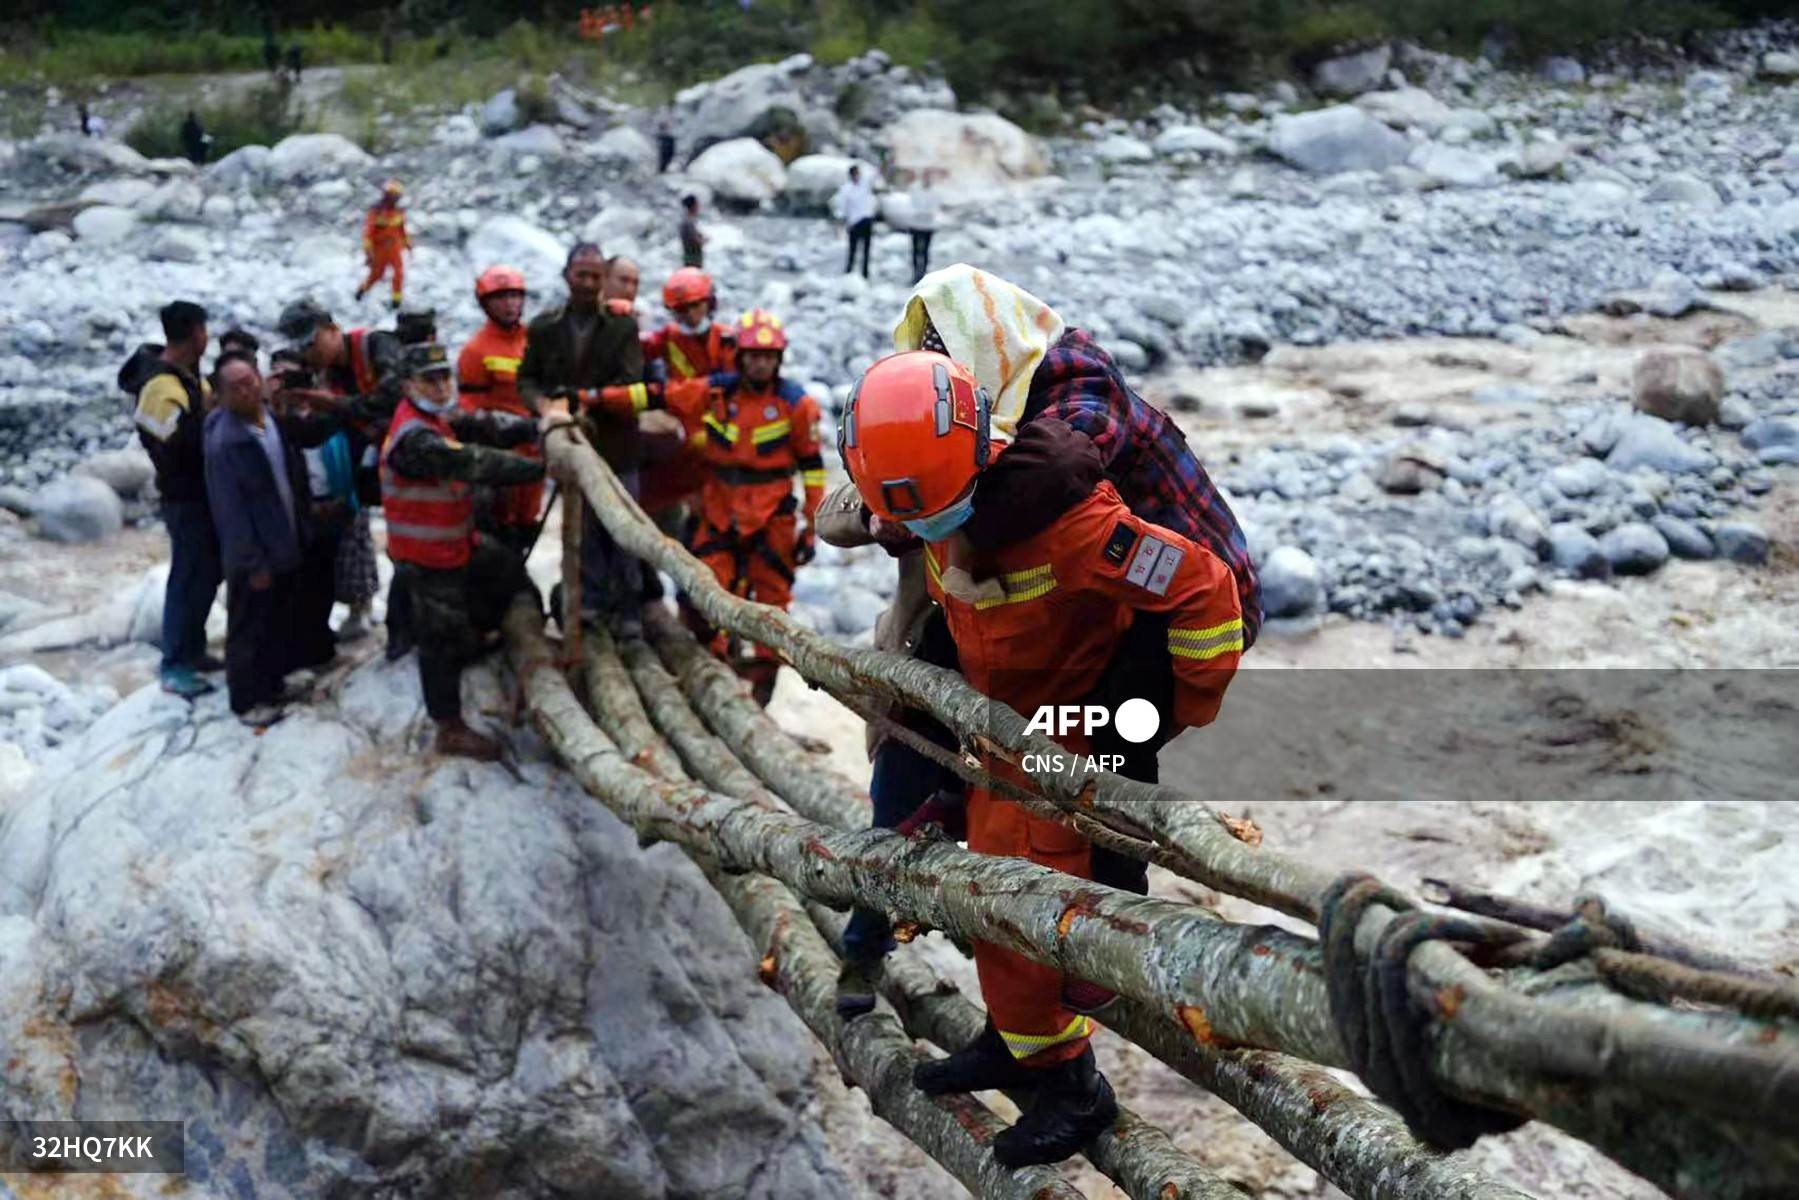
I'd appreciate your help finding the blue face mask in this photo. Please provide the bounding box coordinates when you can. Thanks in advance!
[902,493,975,542]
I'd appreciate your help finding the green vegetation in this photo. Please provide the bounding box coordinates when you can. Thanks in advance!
[125,82,317,160]
[0,27,378,86]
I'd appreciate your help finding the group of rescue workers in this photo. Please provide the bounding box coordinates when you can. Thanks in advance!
[127,175,1266,1170]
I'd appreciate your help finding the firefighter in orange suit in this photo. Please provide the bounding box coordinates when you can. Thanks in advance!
[582,309,823,704]
[839,350,1244,1168]
[356,179,412,308]
[458,265,542,554]
[638,267,735,526]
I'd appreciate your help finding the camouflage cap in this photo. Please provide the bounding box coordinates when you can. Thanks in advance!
[403,341,453,377]
[276,298,333,345]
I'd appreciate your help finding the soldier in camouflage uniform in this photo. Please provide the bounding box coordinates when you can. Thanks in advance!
[380,342,547,760]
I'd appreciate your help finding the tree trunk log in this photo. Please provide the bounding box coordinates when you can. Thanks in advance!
[558,483,584,669]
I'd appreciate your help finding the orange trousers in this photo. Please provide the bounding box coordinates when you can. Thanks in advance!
[695,513,797,660]
[967,787,1095,1064]
[359,248,405,302]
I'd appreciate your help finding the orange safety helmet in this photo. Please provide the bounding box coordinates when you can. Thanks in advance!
[662,267,715,310]
[736,308,788,352]
[381,178,404,197]
[475,265,527,299]
[841,351,992,520]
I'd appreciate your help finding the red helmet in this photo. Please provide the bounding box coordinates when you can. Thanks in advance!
[662,267,715,310]
[736,308,787,352]
[475,265,527,299]
[841,351,992,521]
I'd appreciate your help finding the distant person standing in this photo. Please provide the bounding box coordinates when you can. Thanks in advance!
[78,101,92,137]
[180,110,211,165]
[908,169,940,284]
[833,164,877,279]
[262,24,280,75]
[678,194,706,268]
[286,44,303,82]
[355,179,412,309]
[656,113,676,173]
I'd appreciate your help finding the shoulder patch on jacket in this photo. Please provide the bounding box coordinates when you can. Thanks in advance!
[776,379,808,404]
[1101,521,1137,567]
[134,375,190,441]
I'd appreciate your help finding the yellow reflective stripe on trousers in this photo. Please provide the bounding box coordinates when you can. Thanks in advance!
[751,418,792,444]
[1168,617,1244,661]
[801,469,827,488]
[999,1015,1093,1060]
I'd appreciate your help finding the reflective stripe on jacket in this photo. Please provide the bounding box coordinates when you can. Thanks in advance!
[380,397,473,569]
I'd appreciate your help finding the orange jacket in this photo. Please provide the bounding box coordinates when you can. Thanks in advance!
[590,373,824,534]
[457,321,529,417]
[639,323,736,513]
[923,480,1242,735]
[363,205,409,256]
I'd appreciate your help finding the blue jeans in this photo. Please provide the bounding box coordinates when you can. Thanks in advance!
[841,731,957,961]
[161,498,221,671]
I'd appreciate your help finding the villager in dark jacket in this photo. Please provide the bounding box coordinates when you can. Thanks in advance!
[121,300,220,699]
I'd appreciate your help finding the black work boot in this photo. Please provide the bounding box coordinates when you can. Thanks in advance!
[835,955,883,1019]
[991,1046,1119,1168]
[912,1023,1041,1096]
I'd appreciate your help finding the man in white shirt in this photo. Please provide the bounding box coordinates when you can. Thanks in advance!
[832,164,878,279]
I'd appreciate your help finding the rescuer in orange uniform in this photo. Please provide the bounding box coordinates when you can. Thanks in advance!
[638,267,735,529]
[457,265,542,554]
[356,179,412,309]
[584,309,823,705]
[840,350,1244,1168]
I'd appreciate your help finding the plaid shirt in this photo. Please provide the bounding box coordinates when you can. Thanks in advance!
[1021,329,1262,644]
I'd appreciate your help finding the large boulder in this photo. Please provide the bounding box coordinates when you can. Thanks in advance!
[70,204,139,245]
[590,125,657,171]
[1600,523,1670,576]
[1548,524,1611,580]
[482,87,521,135]
[1268,106,1410,174]
[265,133,373,184]
[205,143,271,188]
[1093,135,1154,164]
[1151,125,1237,158]
[1643,172,1721,210]
[686,138,788,207]
[464,215,567,284]
[488,124,565,159]
[1356,88,1454,134]
[31,475,123,543]
[580,205,659,251]
[20,134,151,177]
[1408,143,1501,188]
[878,110,1048,193]
[79,178,155,207]
[1540,56,1586,86]
[1260,546,1326,618]
[1762,51,1799,79]
[782,154,875,211]
[133,176,205,221]
[0,662,854,1199]
[679,59,815,152]
[1313,44,1392,97]
[73,447,156,500]
[1605,416,1713,475]
[145,225,208,263]
[1631,350,1722,426]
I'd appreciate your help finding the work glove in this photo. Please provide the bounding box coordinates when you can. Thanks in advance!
[896,788,968,841]
[795,525,816,566]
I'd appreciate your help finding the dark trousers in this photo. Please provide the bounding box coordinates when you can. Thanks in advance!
[387,570,413,650]
[292,521,343,670]
[1082,612,1177,896]
[160,498,222,671]
[225,570,296,713]
[405,540,536,722]
[910,230,933,283]
[657,135,676,173]
[845,217,874,277]
[580,470,642,621]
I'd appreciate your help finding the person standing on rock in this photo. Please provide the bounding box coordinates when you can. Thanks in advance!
[355,179,412,310]
[833,164,878,279]
[906,169,940,284]
[180,110,210,165]
[458,266,541,556]
[840,349,1245,1168]
[121,299,221,699]
[517,242,646,632]
[655,113,676,173]
[203,352,321,728]
[581,308,823,706]
[381,342,549,760]
[678,194,706,268]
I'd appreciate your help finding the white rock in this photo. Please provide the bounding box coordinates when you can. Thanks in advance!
[686,138,787,206]
[133,177,204,221]
[783,154,875,210]
[1408,143,1501,188]
[21,134,150,176]
[1356,88,1453,133]
[879,110,1048,195]
[1313,44,1392,97]
[1762,51,1799,79]
[1260,546,1326,617]
[1442,108,1497,140]
[71,205,138,245]
[309,177,353,200]
[434,113,481,146]
[1642,172,1721,210]
[265,133,373,183]
[73,448,156,499]
[591,125,656,170]
[78,178,154,207]
[1540,56,1586,86]
[1512,140,1571,179]
[1093,135,1154,164]
[201,194,237,226]
[482,88,521,135]
[145,225,207,263]
[580,204,659,251]
[31,476,123,543]
[490,124,565,158]
[1226,168,1259,198]
[1151,126,1237,158]
[464,215,567,284]
[682,61,814,149]
[204,144,270,188]
[1268,106,1411,174]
